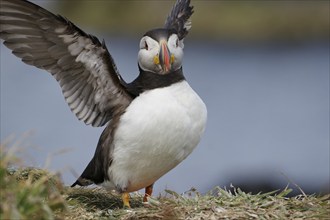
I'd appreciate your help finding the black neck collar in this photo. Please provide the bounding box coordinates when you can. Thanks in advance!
[127,67,185,97]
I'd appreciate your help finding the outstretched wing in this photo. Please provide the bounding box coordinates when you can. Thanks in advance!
[0,0,132,127]
[164,0,194,40]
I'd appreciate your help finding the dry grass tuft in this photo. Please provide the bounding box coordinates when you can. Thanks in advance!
[60,186,329,219]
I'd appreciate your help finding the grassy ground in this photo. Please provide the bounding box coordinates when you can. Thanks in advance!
[61,187,330,220]
[1,146,329,219]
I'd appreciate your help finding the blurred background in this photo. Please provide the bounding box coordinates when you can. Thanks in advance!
[1,0,329,196]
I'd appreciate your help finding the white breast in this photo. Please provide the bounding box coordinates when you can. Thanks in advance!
[104,81,207,192]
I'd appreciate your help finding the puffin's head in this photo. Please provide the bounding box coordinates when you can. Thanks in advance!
[138,28,184,75]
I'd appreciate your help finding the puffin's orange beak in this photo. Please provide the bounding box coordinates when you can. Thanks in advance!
[159,40,171,72]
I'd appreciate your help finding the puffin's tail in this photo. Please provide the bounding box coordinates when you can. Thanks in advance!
[71,180,79,187]
[71,157,104,187]
[71,133,108,188]
[71,177,93,187]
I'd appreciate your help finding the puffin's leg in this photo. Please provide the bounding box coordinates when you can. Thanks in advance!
[143,184,154,202]
[122,192,131,208]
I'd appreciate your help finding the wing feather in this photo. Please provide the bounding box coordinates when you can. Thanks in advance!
[164,0,194,40]
[0,0,132,127]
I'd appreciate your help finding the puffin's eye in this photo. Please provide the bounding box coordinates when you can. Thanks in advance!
[139,37,150,50]
[144,41,149,50]
[175,38,179,47]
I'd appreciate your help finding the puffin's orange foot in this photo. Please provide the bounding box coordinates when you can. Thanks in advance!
[143,184,154,202]
[122,192,131,208]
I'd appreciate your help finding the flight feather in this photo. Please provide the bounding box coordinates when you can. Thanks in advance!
[0,0,132,127]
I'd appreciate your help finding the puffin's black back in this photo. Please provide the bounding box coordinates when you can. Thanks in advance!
[71,119,118,186]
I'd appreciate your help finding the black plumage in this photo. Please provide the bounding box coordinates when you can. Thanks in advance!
[165,0,194,40]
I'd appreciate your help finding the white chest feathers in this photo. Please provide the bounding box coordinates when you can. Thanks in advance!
[105,81,207,192]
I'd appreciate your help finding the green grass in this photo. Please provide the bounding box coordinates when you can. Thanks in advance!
[1,144,329,219]
[0,153,67,219]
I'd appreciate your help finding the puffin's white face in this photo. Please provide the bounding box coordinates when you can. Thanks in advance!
[138,33,184,74]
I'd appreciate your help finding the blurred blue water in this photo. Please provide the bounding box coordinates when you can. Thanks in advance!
[1,39,329,195]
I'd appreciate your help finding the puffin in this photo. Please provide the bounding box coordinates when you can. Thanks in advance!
[0,0,207,207]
